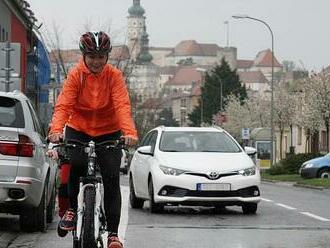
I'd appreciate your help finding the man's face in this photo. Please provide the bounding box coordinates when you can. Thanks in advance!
[84,53,108,73]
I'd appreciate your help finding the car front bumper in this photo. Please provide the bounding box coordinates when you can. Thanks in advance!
[152,170,261,205]
[300,167,319,178]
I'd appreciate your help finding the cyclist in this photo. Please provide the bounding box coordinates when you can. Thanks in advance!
[48,31,138,248]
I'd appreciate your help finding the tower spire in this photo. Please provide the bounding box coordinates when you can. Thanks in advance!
[128,0,145,16]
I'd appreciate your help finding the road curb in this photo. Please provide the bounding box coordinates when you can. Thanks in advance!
[293,183,325,190]
[0,232,18,248]
[262,179,326,190]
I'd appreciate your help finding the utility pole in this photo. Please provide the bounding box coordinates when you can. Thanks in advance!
[224,20,229,47]
[1,41,14,92]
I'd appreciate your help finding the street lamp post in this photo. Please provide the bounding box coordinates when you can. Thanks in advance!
[196,67,207,126]
[232,14,275,167]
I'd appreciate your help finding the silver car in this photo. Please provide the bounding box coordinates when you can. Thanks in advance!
[0,91,57,232]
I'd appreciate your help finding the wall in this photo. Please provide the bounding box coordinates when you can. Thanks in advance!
[11,13,28,91]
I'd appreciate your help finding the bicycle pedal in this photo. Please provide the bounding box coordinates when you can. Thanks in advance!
[57,224,69,237]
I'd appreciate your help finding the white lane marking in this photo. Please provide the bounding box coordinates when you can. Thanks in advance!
[102,185,129,245]
[261,197,329,222]
[260,197,273,202]
[119,185,130,242]
[275,203,297,210]
[300,212,330,222]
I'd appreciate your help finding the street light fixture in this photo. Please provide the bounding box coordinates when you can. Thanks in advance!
[232,14,275,167]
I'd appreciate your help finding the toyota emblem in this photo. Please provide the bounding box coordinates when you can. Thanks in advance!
[208,171,220,180]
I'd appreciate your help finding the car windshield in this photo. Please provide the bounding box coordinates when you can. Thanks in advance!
[0,96,24,128]
[159,131,241,153]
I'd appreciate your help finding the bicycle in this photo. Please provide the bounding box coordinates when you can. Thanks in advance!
[53,138,125,248]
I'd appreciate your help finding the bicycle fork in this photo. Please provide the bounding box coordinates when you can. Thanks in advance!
[75,181,104,243]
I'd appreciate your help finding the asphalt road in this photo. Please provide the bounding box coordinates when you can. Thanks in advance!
[1,177,330,248]
[124,181,330,248]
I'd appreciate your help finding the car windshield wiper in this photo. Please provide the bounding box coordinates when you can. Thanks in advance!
[163,150,180,152]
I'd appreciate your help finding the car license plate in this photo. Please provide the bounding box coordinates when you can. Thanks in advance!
[197,183,231,191]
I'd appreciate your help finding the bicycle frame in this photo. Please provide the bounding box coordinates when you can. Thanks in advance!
[73,141,105,248]
[54,139,124,248]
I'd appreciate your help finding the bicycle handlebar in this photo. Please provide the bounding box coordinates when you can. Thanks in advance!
[52,138,126,150]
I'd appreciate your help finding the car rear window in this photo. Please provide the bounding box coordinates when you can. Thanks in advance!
[0,96,25,128]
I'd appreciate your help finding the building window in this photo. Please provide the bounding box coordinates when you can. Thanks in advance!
[180,98,187,108]
[5,31,8,41]
[2,28,5,41]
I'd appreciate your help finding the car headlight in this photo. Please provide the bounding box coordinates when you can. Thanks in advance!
[303,163,314,169]
[238,166,257,176]
[159,166,186,176]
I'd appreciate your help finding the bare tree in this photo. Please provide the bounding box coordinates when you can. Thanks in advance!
[43,22,68,79]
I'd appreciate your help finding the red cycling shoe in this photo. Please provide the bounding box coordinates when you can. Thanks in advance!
[108,235,123,248]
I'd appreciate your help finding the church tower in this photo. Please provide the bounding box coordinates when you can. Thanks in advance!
[136,26,153,64]
[127,0,146,61]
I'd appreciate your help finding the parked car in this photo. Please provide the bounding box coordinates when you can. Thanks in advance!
[129,126,260,214]
[0,91,57,232]
[299,154,330,178]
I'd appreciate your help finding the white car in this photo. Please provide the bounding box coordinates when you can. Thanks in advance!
[129,126,261,214]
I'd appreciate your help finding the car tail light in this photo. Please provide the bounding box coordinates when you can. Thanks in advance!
[0,135,34,157]
[0,143,18,156]
[18,135,34,157]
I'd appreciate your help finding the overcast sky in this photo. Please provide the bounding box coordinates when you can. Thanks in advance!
[29,0,330,71]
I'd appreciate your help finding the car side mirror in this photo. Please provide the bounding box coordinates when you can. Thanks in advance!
[137,145,153,155]
[244,146,257,156]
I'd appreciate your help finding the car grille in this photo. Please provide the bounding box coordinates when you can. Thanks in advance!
[158,186,260,198]
[185,172,238,180]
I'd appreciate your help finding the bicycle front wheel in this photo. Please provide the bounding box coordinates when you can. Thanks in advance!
[81,186,97,248]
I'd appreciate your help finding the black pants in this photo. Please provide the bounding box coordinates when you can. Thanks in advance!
[65,126,122,233]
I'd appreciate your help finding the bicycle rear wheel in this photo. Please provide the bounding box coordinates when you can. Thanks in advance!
[81,186,97,248]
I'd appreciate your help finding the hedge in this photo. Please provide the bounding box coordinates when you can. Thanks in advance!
[268,153,322,175]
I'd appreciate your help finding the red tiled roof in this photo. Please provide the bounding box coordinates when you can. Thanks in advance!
[237,60,254,69]
[199,44,221,56]
[254,49,282,67]
[49,49,81,64]
[159,66,178,75]
[238,71,268,84]
[110,45,130,60]
[165,66,203,86]
[49,45,130,64]
[149,47,173,51]
[168,40,220,57]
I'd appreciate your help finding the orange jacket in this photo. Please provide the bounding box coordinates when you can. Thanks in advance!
[50,59,138,138]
